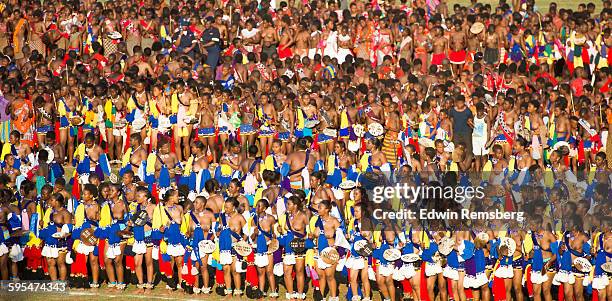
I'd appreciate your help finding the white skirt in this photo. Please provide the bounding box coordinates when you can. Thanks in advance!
[0,243,8,257]
[464,273,489,288]
[530,271,549,285]
[166,244,185,257]
[443,266,459,280]
[392,266,405,281]
[283,253,296,266]
[255,253,269,268]
[106,244,122,259]
[346,256,366,270]
[494,265,514,279]
[219,251,233,265]
[9,244,23,262]
[400,263,417,279]
[316,257,332,270]
[132,241,147,255]
[368,267,376,281]
[592,275,609,290]
[75,243,95,255]
[273,262,284,276]
[378,264,394,277]
[336,257,347,272]
[235,260,246,273]
[42,245,59,259]
[553,270,575,285]
[425,262,443,277]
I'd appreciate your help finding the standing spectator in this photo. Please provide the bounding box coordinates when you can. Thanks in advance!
[449,95,474,154]
[173,20,198,60]
[201,16,221,72]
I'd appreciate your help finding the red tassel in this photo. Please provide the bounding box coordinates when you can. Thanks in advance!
[72,173,80,199]
[98,240,106,269]
[312,134,320,151]
[577,140,585,164]
[525,265,533,298]
[124,126,131,153]
[492,276,506,301]
[466,288,473,299]
[159,249,172,276]
[214,128,220,145]
[54,121,61,144]
[593,289,599,301]
[192,129,199,143]
[447,278,454,296]
[215,268,225,285]
[311,267,320,289]
[563,156,570,167]
[581,48,590,65]
[33,130,39,148]
[170,128,176,154]
[591,135,601,152]
[30,246,43,271]
[245,251,258,287]
[125,255,135,271]
[402,279,412,293]
[372,258,377,272]
[420,262,430,301]
[361,138,367,153]
[410,138,419,153]
[42,255,48,274]
[77,126,84,143]
[505,192,514,211]
[24,246,33,269]
[71,252,88,277]
[236,128,241,143]
[181,257,196,287]
[558,285,565,301]
[151,183,159,204]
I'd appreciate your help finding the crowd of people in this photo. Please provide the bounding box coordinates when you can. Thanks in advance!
[0,0,611,300]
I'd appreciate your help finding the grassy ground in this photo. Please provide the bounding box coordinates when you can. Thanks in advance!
[4,285,360,301]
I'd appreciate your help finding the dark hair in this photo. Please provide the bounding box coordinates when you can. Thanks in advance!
[258,198,270,208]
[225,196,240,208]
[248,144,258,156]
[369,138,382,150]
[83,183,98,196]
[311,170,327,182]
[163,189,178,202]
[319,200,332,210]
[287,195,303,209]
[135,185,151,199]
[204,179,220,193]
[21,180,36,196]
[51,192,65,206]
[228,139,240,149]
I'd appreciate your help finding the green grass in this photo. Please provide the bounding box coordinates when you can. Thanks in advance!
[5,285,357,301]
